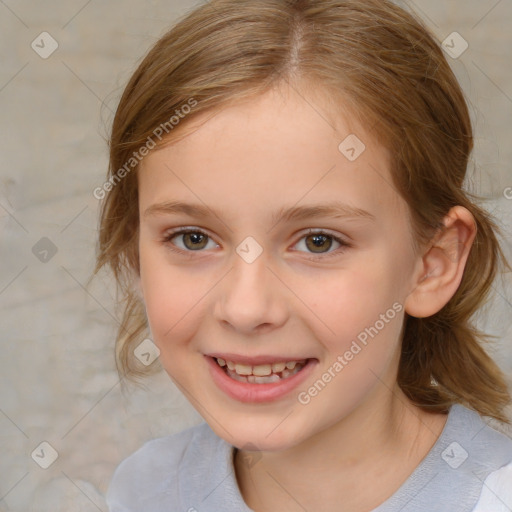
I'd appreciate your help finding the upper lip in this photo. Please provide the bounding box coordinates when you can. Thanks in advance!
[205,353,313,366]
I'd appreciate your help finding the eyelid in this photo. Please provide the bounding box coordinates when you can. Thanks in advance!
[162,225,216,239]
[300,227,348,240]
[162,226,220,248]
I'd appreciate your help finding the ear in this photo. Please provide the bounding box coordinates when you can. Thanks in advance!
[404,206,477,318]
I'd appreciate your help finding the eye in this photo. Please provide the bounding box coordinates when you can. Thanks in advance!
[162,228,218,253]
[293,229,350,260]
[161,227,351,260]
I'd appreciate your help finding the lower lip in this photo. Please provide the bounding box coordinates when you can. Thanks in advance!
[206,356,317,403]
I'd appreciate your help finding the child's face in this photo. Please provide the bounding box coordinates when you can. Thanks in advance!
[137,85,423,451]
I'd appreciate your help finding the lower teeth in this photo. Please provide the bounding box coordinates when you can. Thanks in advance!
[225,363,305,384]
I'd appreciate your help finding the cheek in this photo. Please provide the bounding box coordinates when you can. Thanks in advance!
[138,245,204,360]
[301,258,403,349]
[291,262,406,425]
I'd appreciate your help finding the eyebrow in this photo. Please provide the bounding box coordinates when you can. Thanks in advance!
[143,200,375,225]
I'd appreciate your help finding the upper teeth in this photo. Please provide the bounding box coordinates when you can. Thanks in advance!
[217,358,304,376]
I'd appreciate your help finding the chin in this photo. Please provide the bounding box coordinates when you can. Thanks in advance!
[210,415,311,453]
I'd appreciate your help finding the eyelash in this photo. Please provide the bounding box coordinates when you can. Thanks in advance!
[160,227,351,261]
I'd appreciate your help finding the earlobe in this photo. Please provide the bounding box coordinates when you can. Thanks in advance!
[404,206,477,318]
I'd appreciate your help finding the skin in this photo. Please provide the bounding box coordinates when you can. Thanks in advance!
[136,83,477,511]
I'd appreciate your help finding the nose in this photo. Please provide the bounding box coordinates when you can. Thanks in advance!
[213,248,289,335]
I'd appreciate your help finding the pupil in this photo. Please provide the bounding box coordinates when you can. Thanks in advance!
[185,232,206,250]
[307,234,331,253]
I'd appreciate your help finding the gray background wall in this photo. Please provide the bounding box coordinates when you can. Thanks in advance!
[0,1,511,510]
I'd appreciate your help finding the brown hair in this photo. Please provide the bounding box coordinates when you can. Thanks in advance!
[95,0,511,422]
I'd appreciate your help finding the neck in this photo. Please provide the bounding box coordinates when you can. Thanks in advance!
[235,384,448,512]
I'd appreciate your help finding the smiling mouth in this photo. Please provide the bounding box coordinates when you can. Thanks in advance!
[214,357,308,384]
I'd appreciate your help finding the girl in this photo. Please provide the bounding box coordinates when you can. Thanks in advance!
[96,0,512,510]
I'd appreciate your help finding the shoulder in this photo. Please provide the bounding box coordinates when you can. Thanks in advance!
[473,461,512,511]
[470,412,512,510]
[110,421,212,478]
[374,405,512,512]
[106,422,221,511]
[448,404,512,464]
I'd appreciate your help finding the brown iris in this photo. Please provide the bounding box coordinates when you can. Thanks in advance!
[305,233,333,253]
[182,232,208,250]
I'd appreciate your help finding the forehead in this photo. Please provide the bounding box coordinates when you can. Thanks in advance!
[138,85,407,225]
